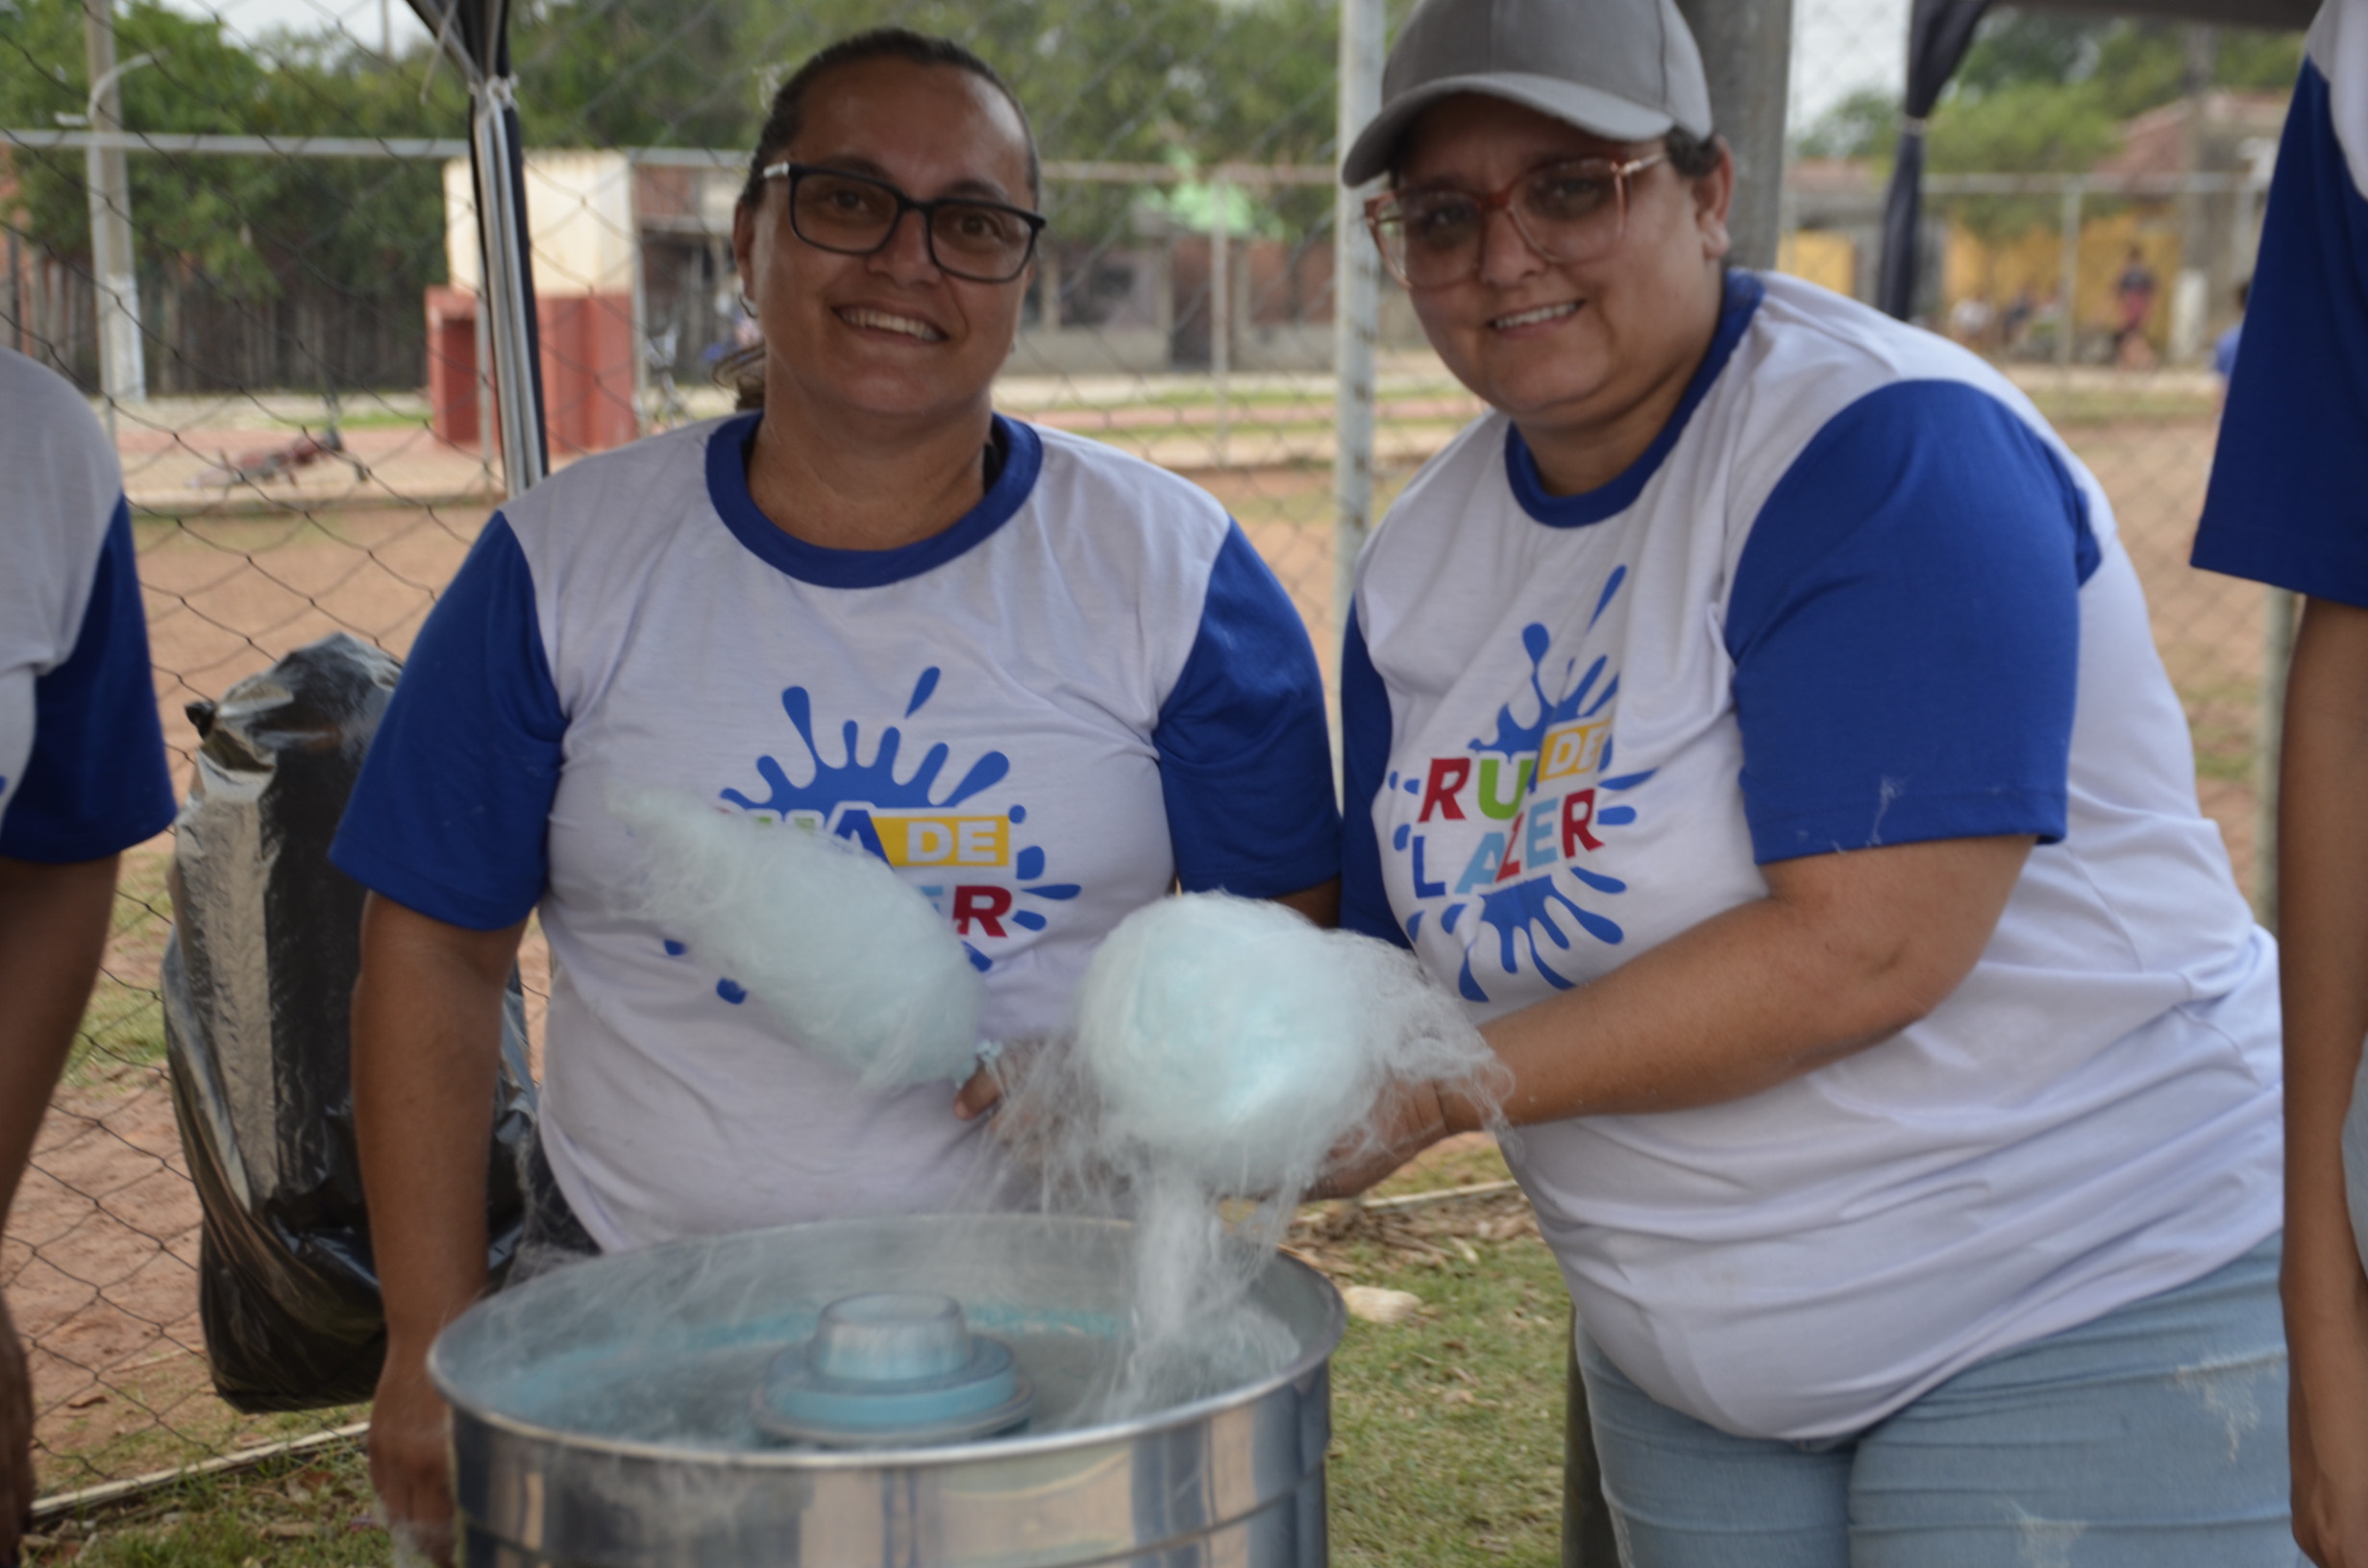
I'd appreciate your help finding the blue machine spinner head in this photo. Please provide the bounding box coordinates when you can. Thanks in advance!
[752,1291,1035,1448]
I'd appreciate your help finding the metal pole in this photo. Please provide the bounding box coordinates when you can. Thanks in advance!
[2256,587,2297,927]
[626,150,650,437]
[471,78,545,493]
[82,0,146,413]
[473,255,496,470]
[2173,27,2216,364]
[2057,182,2082,371]
[6,224,21,354]
[1333,0,1383,697]
[1211,173,1230,471]
[1673,0,1792,270]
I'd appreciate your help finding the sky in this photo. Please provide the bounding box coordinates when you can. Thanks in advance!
[158,0,1916,137]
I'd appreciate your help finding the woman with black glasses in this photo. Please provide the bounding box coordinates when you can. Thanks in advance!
[1325,0,2289,1559]
[333,29,1339,1554]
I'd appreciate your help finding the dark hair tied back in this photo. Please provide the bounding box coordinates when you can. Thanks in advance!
[1664,127,1723,180]
[737,28,1040,211]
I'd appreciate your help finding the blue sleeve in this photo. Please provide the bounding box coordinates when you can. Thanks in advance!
[1154,523,1341,897]
[2193,59,2368,601]
[329,514,566,929]
[0,498,176,862]
[1338,601,1408,946]
[1726,381,2088,865]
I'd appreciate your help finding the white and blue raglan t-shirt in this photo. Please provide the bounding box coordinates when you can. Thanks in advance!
[330,413,1339,1253]
[0,348,176,865]
[2193,0,2368,596]
[1343,271,2282,1441]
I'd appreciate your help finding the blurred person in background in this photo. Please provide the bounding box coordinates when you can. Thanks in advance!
[0,347,177,1563]
[1325,0,2291,1559]
[2190,1,2368,1562]
[331,27,1339,1559]
[2113,244,2160,369]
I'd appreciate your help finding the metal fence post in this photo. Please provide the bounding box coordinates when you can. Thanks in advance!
[1334,0,1383,712]
[2058,181,2083,370]
[1212,172,1231,471]
[81,0,147,413]
[1674,0,1792,270]
[470,77,546,493]
[627,150,650,437]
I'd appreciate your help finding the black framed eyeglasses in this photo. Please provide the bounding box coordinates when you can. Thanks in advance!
[1365,153,1665,290]
[759,161,1047,284]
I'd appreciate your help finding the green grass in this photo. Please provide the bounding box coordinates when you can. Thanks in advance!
[1326,1238,1567,1563]
[27,1442,383,1568]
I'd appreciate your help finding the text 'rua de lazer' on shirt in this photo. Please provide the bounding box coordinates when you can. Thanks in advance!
[1387,609,1652,902]
[1402,720,1617,894]
[728,802,1053,942]
[713,668,1082,959]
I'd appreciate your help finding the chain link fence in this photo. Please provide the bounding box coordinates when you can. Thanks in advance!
[2,0,2306,1509]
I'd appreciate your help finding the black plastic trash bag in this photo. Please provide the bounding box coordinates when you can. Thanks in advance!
[160,631,536,1412]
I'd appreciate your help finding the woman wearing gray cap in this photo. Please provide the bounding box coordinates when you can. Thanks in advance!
[1328,0,2290,1559]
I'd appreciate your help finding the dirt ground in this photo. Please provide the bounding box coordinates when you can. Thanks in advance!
[9,398,2269,1498]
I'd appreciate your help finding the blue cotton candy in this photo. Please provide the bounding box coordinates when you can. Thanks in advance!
[613,790,986,1088]
[1072,893,1494,1194]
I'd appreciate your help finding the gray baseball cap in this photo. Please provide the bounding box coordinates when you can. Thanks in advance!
[1341,0,1714,185]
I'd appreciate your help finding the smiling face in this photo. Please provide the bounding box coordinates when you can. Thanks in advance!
[731,56,1036,433]
[1393,94,1732,493]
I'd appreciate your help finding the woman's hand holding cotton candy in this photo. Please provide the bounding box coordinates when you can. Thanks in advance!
[951,1063,1002,1119]
[1072,893,1498,1196]
[1308,1077,1455,1199]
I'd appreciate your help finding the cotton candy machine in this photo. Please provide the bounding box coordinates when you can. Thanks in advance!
[430,1213,1344,1567]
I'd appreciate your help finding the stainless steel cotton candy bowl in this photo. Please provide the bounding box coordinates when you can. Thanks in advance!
[429,1213,1346,1567]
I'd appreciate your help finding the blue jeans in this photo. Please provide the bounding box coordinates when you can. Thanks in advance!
[1576,1237,2298,1566]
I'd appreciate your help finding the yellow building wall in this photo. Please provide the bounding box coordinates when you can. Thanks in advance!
[1936,205,2183,355]
[1777,230,1856,298]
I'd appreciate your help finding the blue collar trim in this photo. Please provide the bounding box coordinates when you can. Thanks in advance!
[1505,269,1766,528]
[703,410,1041,586]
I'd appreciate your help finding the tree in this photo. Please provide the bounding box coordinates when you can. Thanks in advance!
[0,0,1379,381]
[2,0,466,386]
[1792,12,2307,178]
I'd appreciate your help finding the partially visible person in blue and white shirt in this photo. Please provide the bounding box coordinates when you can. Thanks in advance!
[2191,3,2368,1562]
[2215,276,2248,406]
[331,27,1341,1558]
[1322,0,2293,1560]
[0,346,176,1565]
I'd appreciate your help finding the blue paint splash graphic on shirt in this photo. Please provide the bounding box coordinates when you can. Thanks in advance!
[1458,875,1624,1001]
[723,671,1011,817]
[1588,566,1627,629]
[1431,607,1646,1003]
[681,668,1056,987]
[1469,616,1615,758]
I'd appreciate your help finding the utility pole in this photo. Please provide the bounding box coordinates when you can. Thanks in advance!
[1333,0,1383,676]
[2172,25,2217,363]
[82,0,146,411]
[1675,0,1794,271]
